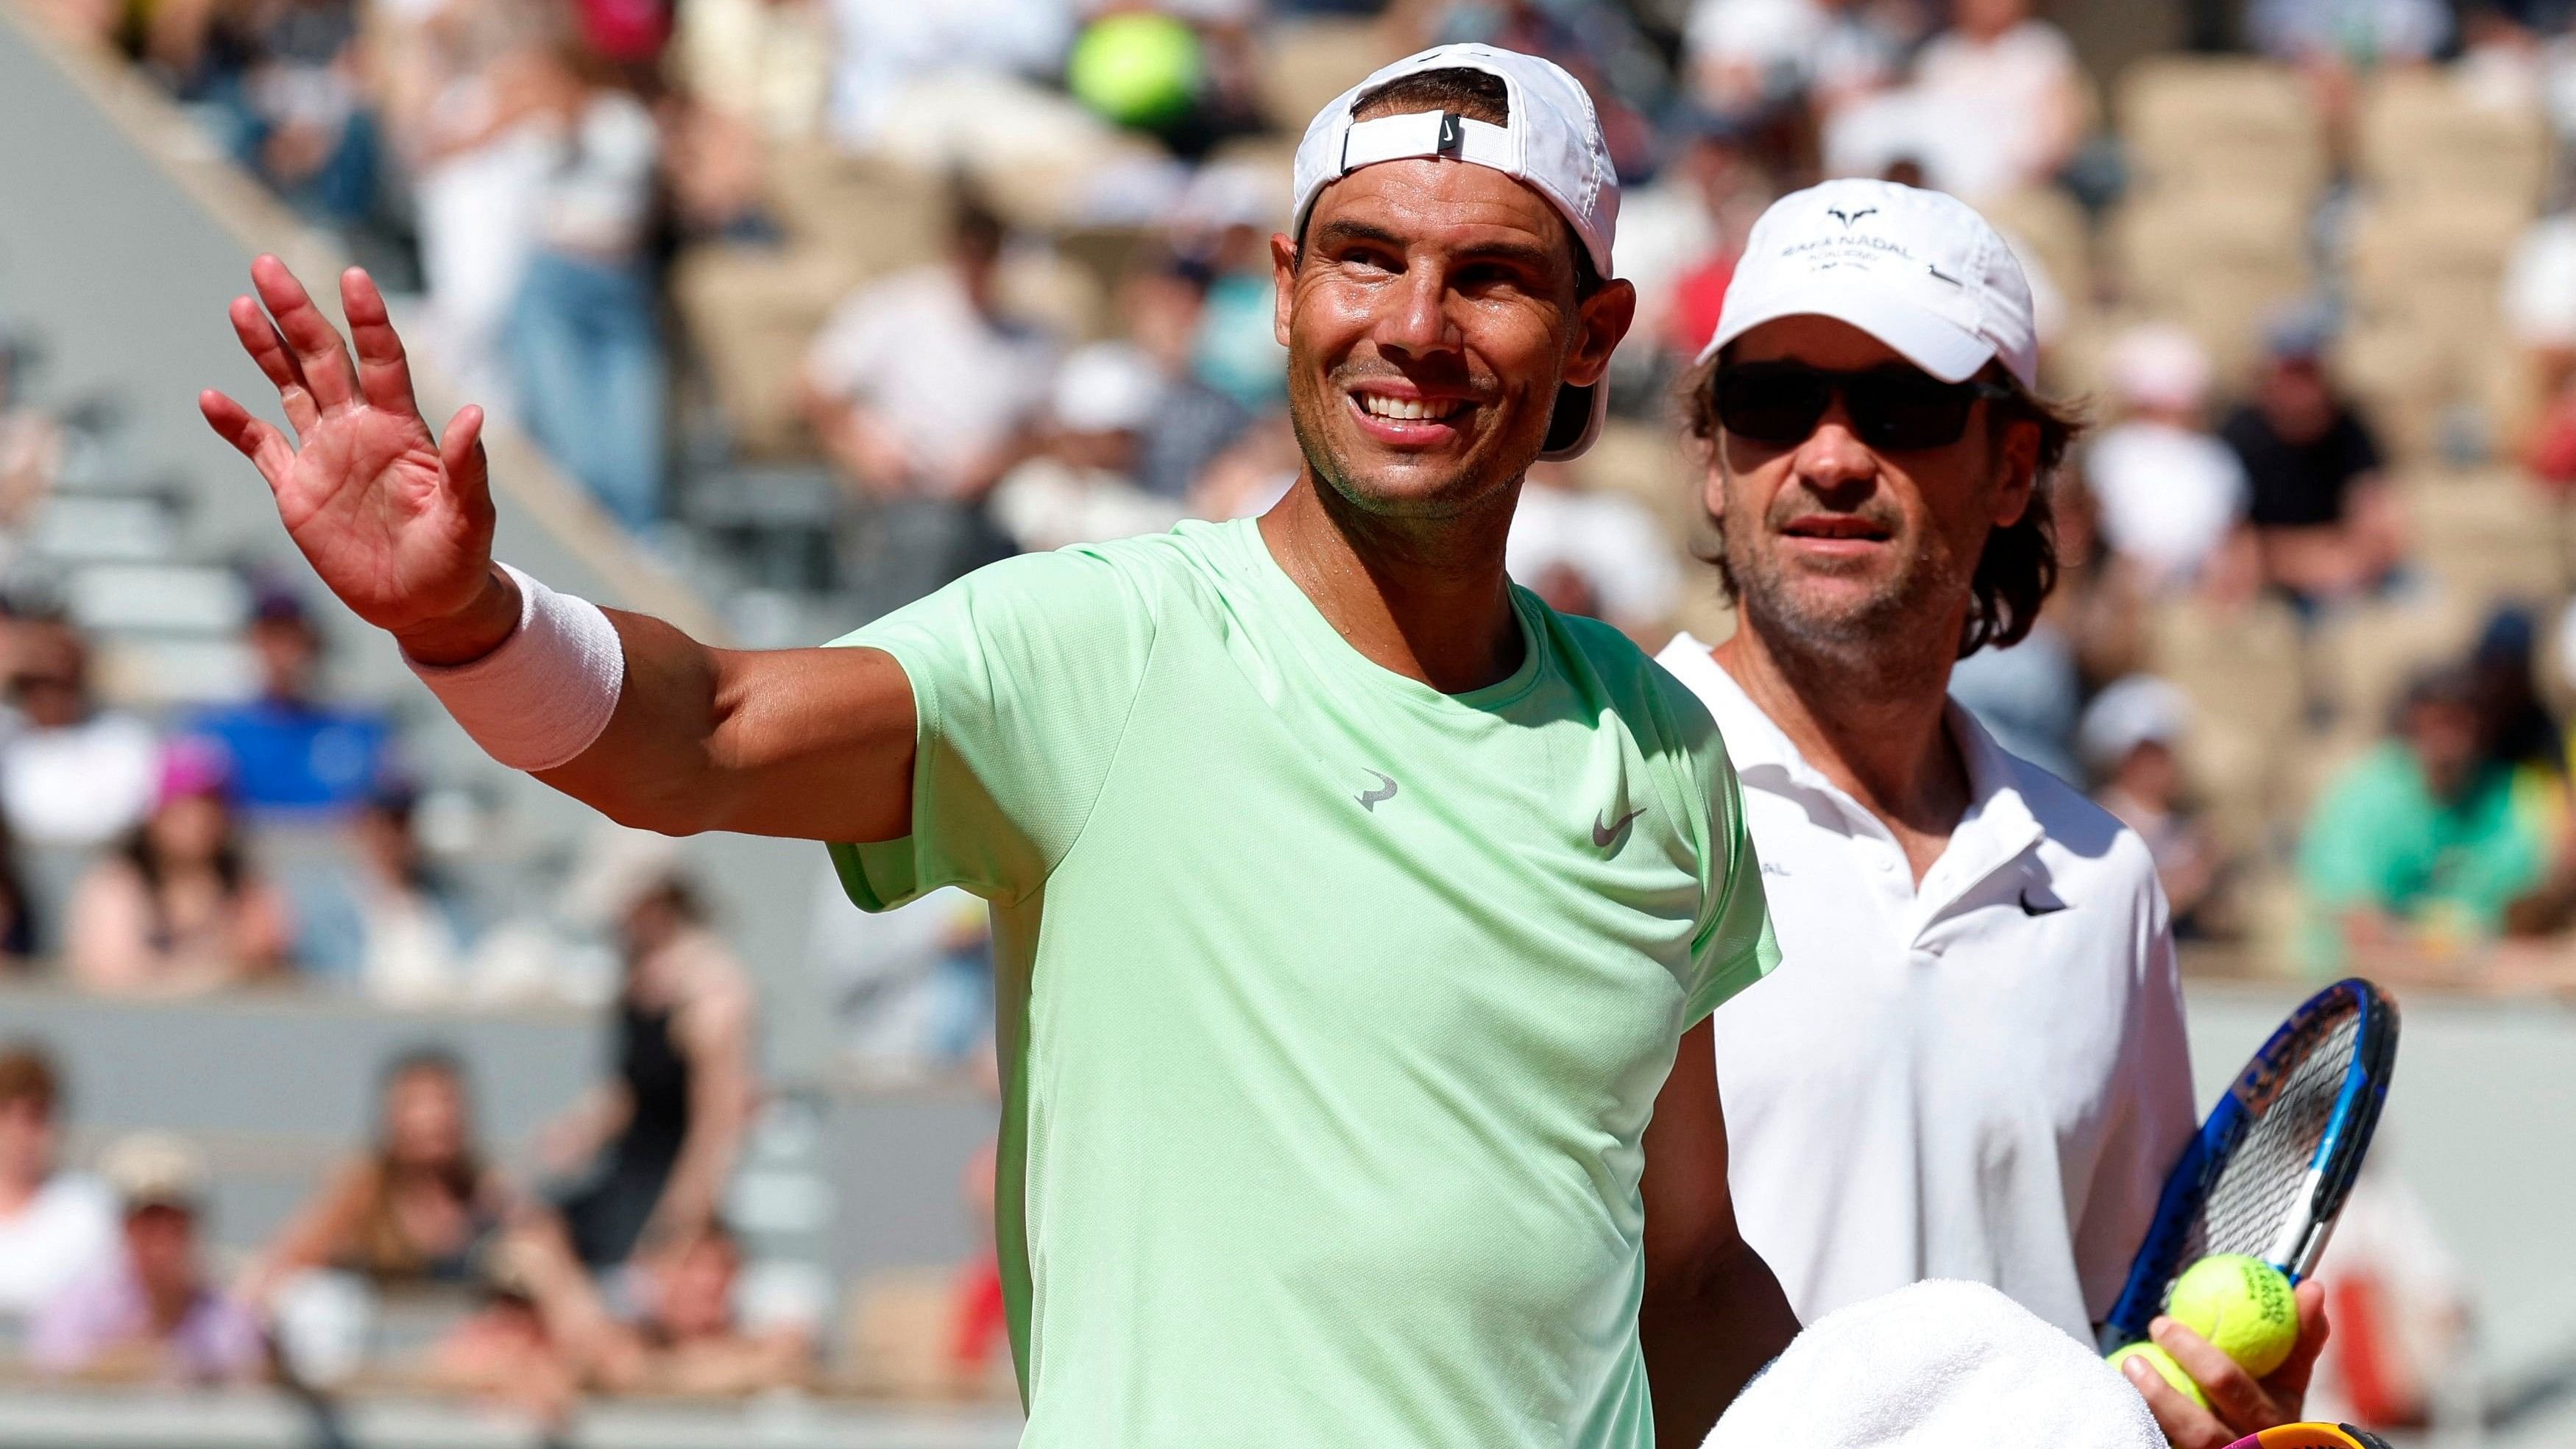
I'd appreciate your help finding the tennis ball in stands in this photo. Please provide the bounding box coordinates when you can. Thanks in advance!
[2168,1254,2299,1378]
[1067,13,1203,130]
[2107,1342,2210,1409]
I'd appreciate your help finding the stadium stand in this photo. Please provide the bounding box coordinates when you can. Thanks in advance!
[7,0,2576,1434]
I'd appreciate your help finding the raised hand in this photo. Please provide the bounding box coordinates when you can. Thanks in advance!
[201,258,515,663]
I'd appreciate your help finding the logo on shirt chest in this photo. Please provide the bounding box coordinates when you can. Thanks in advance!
[1592,807,1645,849]
[1355,770,1399,812]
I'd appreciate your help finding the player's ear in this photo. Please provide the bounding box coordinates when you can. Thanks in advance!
[1989,407,2040,530]
[1270,232,1299,349]
[1563,278,1636,389]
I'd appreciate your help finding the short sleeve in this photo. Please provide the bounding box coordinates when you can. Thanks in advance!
[827,546,1157,912]
[1685,735,1781,1022]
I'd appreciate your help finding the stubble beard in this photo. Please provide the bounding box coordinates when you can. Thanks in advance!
[1286,361,1524,525]
[1721,486,1972,680]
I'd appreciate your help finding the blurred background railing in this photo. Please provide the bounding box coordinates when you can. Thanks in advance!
[5,0,2576,1436]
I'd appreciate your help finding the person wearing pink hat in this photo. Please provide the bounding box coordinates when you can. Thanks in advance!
[202,41,1797,1449]
[65,739,292,994]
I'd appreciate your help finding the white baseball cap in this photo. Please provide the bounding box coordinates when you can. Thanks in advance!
[1698,179,2039,390]
[1290,43,1620,461]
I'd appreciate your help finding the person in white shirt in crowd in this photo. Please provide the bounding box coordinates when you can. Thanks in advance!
[2081,675,2223,938]
[1657,179,2329,1448]
[820,0,1069,149]
[2082,324,2253,598]
[0,618,159,855]
[1825,0,2082,203]
[986,341,1187,554]
[800,191,1055,608]
[377,0,557,409]
[503,42,667,533]
[1912,0,2084,196]
[0,1045,119,1325]
[1682,0,1919,122]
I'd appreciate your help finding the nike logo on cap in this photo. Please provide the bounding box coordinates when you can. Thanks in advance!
[1593,807,1644,848]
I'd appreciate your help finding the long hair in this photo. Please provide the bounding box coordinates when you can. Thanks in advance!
[1678,352,2086,659]
[356,1049,487,1279]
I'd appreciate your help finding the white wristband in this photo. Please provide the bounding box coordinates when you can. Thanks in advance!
[404,564,625,772]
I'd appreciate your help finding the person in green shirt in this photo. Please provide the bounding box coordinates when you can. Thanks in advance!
[199,42,1798,1449]
[2301,662,2551,969]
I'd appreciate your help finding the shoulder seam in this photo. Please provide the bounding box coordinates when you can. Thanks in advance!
[1006,553,1165,909]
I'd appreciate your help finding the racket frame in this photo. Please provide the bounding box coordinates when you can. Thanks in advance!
[2098,978,2399,1353]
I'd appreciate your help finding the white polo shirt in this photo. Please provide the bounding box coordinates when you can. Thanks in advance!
[1657,635,2196,1343]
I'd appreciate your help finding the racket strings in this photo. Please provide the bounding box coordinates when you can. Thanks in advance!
[2181,1012,2361,1273]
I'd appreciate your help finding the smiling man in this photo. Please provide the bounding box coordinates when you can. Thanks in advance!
[199,43,1794,1449]
[1653,179,2327,1449]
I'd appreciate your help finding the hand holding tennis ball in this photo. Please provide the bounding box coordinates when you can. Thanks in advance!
[2106,1342,2210,1409]
[2167,1254,2301,1378]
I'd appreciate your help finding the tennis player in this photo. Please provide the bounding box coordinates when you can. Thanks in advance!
[202,44,1797,1449]
[1655,179,2327,1449]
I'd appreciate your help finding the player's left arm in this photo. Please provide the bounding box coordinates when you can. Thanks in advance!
[1638,1018,1797,1449]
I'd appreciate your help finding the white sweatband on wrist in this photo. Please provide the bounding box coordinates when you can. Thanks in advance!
[405,564,625,772]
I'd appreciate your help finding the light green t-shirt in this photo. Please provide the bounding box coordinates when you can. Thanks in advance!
[829,517,1777,1449]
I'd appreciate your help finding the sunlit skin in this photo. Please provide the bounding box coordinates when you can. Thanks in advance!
[1261,154,1632,694]
[1698,315,2040,888]
[1273,158,1632,523]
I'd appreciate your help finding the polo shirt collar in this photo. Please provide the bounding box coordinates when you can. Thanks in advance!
[1666,634,2048,911]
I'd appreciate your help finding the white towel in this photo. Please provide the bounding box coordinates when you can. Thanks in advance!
[1705,1280,2165,1449]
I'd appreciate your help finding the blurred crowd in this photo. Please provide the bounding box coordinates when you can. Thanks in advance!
[1,0,2569,1424]
[10,0,2576,983]
[0,1027,854,1411]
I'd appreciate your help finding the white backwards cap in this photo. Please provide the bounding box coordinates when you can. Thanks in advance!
[1699,179,2039,390]
[1291,42,1621,460]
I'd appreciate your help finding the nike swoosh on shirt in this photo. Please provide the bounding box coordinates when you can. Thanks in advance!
[1593,807,1646,848]
[1356,771,1399,811]
[2019,889,2070,916]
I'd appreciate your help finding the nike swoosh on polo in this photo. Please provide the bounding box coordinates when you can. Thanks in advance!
[2018,889,2069,917]
[1356,771,1399,811]
[1593,807,1645,848]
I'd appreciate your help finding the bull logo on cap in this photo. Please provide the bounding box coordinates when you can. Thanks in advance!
[1825,206,1878,229]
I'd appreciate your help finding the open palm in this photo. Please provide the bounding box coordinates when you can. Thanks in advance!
[200,257,495,637]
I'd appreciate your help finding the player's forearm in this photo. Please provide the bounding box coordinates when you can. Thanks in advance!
[394,564,919,841]
[1640,1237,1798,1449]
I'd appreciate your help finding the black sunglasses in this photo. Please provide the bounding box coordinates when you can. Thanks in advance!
[1710,360,2014,451]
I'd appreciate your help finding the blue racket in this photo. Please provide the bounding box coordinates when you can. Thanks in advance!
[2100,978,2401,1352]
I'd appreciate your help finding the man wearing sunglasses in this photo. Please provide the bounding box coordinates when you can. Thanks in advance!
[1652,179,2330,1449]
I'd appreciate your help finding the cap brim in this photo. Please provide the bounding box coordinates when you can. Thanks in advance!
[1538,378,1608,461]
[1697,284,1995,383]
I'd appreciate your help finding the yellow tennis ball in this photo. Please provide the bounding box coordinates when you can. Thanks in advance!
[2108,1342,2210,1409]
[2168,1254,2300,1378]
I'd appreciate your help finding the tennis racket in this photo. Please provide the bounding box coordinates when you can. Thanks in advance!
[2099,977,2400,1352]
